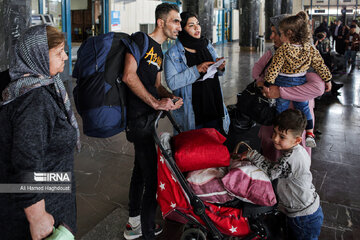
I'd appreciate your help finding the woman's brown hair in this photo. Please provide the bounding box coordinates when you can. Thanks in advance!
[46,25,65,49]
[279,11,310,44]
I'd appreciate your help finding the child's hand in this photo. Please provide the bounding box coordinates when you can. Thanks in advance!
[240,151,248,161]
[325,81,332,92]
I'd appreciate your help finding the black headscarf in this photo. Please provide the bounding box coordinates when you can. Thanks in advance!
[178,12,213,62]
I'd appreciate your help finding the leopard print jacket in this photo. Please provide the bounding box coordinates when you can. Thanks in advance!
[264,42,332,84]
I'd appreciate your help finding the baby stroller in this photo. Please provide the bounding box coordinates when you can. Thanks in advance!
[153,111,278,240]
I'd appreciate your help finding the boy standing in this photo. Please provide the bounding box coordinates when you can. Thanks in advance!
[241,109,323,240]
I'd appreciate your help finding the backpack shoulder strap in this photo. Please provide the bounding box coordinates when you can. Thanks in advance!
[121,32,149,66]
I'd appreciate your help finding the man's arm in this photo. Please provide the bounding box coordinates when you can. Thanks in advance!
[155,72,174,99]
[155,72,183,110]
[122,53,175,111]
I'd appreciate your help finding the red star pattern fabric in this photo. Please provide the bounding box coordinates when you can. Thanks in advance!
[156,148,251,237]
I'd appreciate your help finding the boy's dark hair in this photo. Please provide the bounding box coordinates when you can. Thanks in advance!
[279,11,310,44]
[155,3,179,26]
[273,109,307,137]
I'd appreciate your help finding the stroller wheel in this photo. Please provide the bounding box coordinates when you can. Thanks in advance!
[180,228,207,240]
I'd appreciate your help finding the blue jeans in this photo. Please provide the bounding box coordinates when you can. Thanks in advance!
[275,75,313,130]
[344,50,357,71]
[287,206,324,240]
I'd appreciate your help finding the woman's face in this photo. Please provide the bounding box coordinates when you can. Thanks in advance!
[49,42,68,76]
[270,26,282,48]
[184,17,201,39]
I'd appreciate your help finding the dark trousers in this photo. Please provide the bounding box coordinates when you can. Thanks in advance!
[126,114,158,240]
[335,37,345,55]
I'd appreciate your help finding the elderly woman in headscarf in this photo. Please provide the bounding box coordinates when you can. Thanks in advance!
[164,11,230,134]
[0,25,79,240]
[252,14,326,161]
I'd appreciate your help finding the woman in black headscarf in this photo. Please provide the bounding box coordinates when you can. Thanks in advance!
[0,25,79,240]
[164,12,230,134]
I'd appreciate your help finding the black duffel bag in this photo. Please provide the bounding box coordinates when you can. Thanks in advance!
[236,81,276,126]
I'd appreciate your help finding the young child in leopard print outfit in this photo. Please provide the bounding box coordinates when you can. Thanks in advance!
[264,11,332,148]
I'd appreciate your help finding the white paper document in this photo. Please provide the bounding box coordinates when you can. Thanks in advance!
[198,58,225,81]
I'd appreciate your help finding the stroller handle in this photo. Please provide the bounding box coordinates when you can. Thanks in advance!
[233,141,252,154]
[153,111,182,137]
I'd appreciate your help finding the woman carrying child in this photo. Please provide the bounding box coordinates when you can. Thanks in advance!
[263,11,332,148]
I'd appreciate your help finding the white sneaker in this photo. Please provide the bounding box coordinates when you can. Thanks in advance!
[123,223,163,240]
[124,223,142,240]
[305,135,316,148]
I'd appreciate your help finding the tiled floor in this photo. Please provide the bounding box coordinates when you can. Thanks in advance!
[73,41,360,239]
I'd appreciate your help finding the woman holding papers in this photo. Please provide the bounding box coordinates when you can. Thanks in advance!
[164,11,230,134]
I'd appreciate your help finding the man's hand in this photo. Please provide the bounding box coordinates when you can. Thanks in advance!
[262,85,280,99]
[197,61,214,73]
[171,96,184,110]
[216,57,226,71]
[24,200,54,240]
[154,97,183,111]
[325,81,332,92]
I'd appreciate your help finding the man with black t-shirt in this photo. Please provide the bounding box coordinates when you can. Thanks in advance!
[122,3,183,240]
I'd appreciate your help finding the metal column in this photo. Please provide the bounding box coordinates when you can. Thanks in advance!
[103,0,109,33]
[61,0,72,75]
[265,0,281,40]
[239,0,261,49]
[328,0,330,24]
[281,0,293,14]
[182,0,214,42]
[356,0,358,19]
[39,0,44,14]
[0,0,31,71]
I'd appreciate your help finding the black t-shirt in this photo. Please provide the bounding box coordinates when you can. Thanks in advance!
[126,33,163,120]
[185,50,224,126]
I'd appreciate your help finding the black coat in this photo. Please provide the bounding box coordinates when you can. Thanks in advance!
[0,85,77,239]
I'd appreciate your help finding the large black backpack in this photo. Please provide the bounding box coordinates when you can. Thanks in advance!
[72,32,148,138]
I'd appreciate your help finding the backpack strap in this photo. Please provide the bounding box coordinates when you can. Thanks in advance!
[121,32,149,66]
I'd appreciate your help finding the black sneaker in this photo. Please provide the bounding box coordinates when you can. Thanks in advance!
[154,224,163,237]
